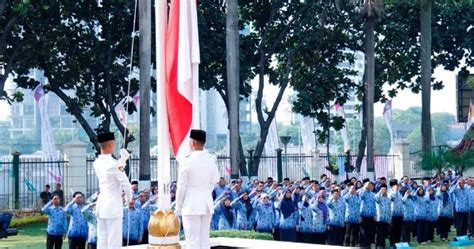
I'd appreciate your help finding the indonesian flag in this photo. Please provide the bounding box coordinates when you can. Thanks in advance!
[383,100,393,148]
[166,0,200,163]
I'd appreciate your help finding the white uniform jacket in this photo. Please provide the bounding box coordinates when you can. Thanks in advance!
[176,150,220,216]
[93,154,132,219]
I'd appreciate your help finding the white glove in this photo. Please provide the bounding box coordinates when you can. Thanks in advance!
[120,149,130,161]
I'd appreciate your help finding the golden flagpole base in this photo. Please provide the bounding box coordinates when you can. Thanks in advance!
[147,209,181,249]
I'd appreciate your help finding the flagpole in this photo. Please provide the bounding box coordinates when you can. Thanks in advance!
[156,0,170,211]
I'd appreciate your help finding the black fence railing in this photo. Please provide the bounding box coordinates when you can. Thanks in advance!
[0,158,69,210]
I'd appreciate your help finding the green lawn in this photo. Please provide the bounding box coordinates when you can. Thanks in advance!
[0,222,470,248]
[0,222,69,249]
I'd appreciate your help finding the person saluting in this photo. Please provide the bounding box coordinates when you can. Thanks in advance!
[93,132,132,249]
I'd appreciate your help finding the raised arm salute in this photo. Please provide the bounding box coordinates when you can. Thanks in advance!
[93,132,132,249]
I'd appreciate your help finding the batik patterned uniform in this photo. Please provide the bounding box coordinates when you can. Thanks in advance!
[450,185,470,236]
[231,197,255,230]
[65,201,89,245]
[298,202,313,233]
[326,196,346,246]
[42,201,68,235]
[253,201,275,233]
[343,192,361,224]
[81,204,98,245]
[213,203,234,230]
[122,208,144,244]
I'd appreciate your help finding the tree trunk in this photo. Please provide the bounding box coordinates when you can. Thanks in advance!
[356,89,367,171]
[420,0,432,153]
[365,16,375,173]
[139,0,151,182]
[226,0,241,179]
[49,87,101,153]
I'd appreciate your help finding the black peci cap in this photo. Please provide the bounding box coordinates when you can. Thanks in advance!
[190,129,206,143]
[97,132,115,143]
[389,179,399,187]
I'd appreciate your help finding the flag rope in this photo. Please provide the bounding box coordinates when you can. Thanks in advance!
[121,0,139,150]
[123,0,138,248]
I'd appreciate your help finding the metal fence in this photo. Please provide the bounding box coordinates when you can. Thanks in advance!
[319,154,402,180]
[85,154,313,196]
[0,158,69,210]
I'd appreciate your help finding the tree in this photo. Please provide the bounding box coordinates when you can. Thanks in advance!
[360,0,384,173]
[420,0,432,153]
[198,2,257,176]
[226,0,241,179]
[0,1,31,103]
[445,149,474,175]
[242,1,350,176]
[415,145,449,174]
[9,1,142,153]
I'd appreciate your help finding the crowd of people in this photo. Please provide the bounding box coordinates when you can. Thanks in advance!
[40,180,161,249]
[41,172,474,249]
[210,173,474,248]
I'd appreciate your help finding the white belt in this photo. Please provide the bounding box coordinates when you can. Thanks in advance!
[149,235,180,245]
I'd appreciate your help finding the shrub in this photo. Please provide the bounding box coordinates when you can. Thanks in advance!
[180,230,273,241]
[211,230,273,240]
[10,215,48,228]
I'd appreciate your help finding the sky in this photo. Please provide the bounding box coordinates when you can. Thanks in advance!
[0,65,467,123]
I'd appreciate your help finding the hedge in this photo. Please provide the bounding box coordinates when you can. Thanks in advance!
[10,215,48,228]
[180,230,273,241]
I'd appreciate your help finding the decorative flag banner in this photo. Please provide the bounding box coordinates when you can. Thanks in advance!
[166,0,201,163]
[300,116,316,155]
[334,103,351,153]
[264,115,279,156]
[24,176,37,192]
[383,100,393,148]
[132,92,140,106]
[33,82,61,184]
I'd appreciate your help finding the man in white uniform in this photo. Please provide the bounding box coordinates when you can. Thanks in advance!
[93,132,132,249]
[176,130,220,249]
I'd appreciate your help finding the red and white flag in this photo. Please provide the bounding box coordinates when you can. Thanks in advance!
[383,100,393,148]
[166,0,200,162]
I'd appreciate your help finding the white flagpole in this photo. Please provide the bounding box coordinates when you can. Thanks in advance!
[156,0,170,211]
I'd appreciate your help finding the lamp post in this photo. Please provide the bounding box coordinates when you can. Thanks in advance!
[280,136,291,179]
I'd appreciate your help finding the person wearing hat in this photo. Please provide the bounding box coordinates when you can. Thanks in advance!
[131,181,139,201]
[436,180,453,241]
[388,179,403,247]
[326,188,346,246]
[401,187,415,244]
[375,183,391,248]
[93,132,133,249]
[343,183,361,247]
[176,129,220,249]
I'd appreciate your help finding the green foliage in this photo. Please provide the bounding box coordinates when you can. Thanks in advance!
[445,149,474,175]
[5,1,143,152]
[10,215,48,228]
[277,123,300,145]
[181,230,273,241]
[210,230,273,240]
[415,146,450,173]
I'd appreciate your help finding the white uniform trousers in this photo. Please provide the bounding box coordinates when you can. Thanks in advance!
[182,214,212,249]
[97,217,122,249]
